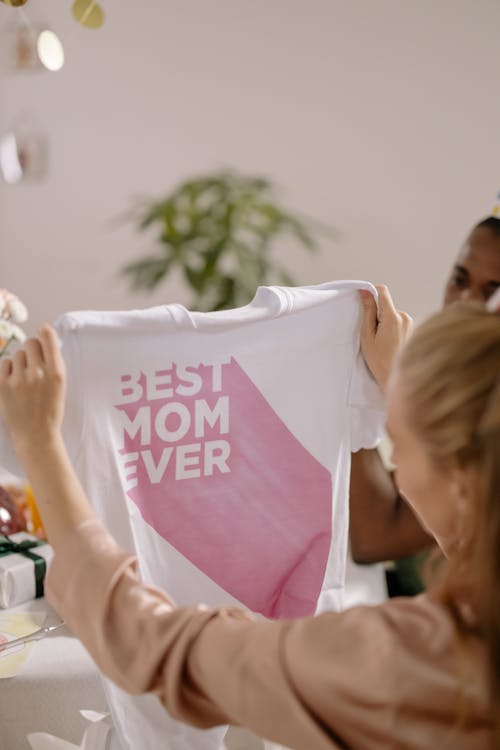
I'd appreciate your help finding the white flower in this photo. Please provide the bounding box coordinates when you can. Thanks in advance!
[0,289,28,355]
[0,290,7,318]
[0,319,13,339]
[9,322,27,343]
[0,289,28,323]
[7,295,28,324]
[0,319,26,345]
[0,321,27,356]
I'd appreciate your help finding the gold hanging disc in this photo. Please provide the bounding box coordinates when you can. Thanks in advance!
[71,0,105,29]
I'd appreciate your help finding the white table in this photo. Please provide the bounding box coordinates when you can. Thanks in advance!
[0,597,108,750]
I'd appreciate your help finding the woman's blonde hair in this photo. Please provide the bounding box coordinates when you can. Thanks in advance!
[398,302,500,738]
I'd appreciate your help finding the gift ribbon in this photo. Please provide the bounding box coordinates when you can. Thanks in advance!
[0,535,46,598]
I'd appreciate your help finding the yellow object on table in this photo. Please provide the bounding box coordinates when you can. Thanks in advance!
[0,611,46,678]
[24,484,46,540]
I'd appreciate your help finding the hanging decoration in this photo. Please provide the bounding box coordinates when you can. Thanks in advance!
[0,113,49,185]
[71,0,104,29]
[36,30,64,70]
[11,23,40,70]
[0,0,105,29]
[3,14,65,73]
[6,21,65,72]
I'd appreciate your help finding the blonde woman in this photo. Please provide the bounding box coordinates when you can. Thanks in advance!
[0,293,498,749]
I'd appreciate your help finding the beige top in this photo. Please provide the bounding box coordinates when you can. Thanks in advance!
[46,521,493,750]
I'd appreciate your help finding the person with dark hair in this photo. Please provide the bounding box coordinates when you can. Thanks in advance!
[349,216,500,578]
[444,216,500,305]
[0,293,499,747]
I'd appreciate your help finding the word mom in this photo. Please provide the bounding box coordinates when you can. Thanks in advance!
[115,362,231,489]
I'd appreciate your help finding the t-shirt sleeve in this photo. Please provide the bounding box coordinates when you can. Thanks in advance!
[348,350,386,452]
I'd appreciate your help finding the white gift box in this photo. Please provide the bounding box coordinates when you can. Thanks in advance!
[0,532,53,608]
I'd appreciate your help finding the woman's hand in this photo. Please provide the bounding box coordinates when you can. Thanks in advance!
[0,325,66,461]
[0,324,94,547]
[359,286,413,391]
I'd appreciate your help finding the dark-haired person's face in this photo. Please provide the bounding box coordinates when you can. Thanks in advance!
[443,226,500,306]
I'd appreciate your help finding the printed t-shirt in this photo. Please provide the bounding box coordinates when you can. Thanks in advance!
[0,280,385,750]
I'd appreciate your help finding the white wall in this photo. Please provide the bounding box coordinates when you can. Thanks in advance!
[1,0,499,332]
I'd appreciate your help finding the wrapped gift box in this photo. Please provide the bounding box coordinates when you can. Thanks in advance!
[0,532,53,608]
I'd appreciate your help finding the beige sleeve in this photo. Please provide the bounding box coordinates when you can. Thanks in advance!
[45,521,447,749]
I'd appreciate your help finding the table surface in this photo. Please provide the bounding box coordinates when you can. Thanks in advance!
[0,597,108,750]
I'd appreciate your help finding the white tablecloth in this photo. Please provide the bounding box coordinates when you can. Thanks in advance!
[0,597,108,750]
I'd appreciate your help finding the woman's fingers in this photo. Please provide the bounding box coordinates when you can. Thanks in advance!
[359,289,378,339]
[24,337,45,376]
[0,356,12,382]
[374,285,413,337]
[3,337,48,384]
[11,349,27,381]
[399,310,413,328]
[376,284,397,320]
[358,285,413,391]
[0,326,64,386]
[39,325,64,377]
[360,285,403,335]
[0,325,65,456]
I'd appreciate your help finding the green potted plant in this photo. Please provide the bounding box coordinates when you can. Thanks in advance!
[121,170,330,311]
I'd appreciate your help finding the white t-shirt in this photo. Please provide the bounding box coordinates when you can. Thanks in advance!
[0,280,385,750]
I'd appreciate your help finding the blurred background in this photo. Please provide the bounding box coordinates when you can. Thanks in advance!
[1,0,499,331]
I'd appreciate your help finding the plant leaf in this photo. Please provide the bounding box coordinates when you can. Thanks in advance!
[119,169,335,309]
[121,256,172,291]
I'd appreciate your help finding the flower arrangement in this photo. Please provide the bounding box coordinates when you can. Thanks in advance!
[0,288,28,357]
